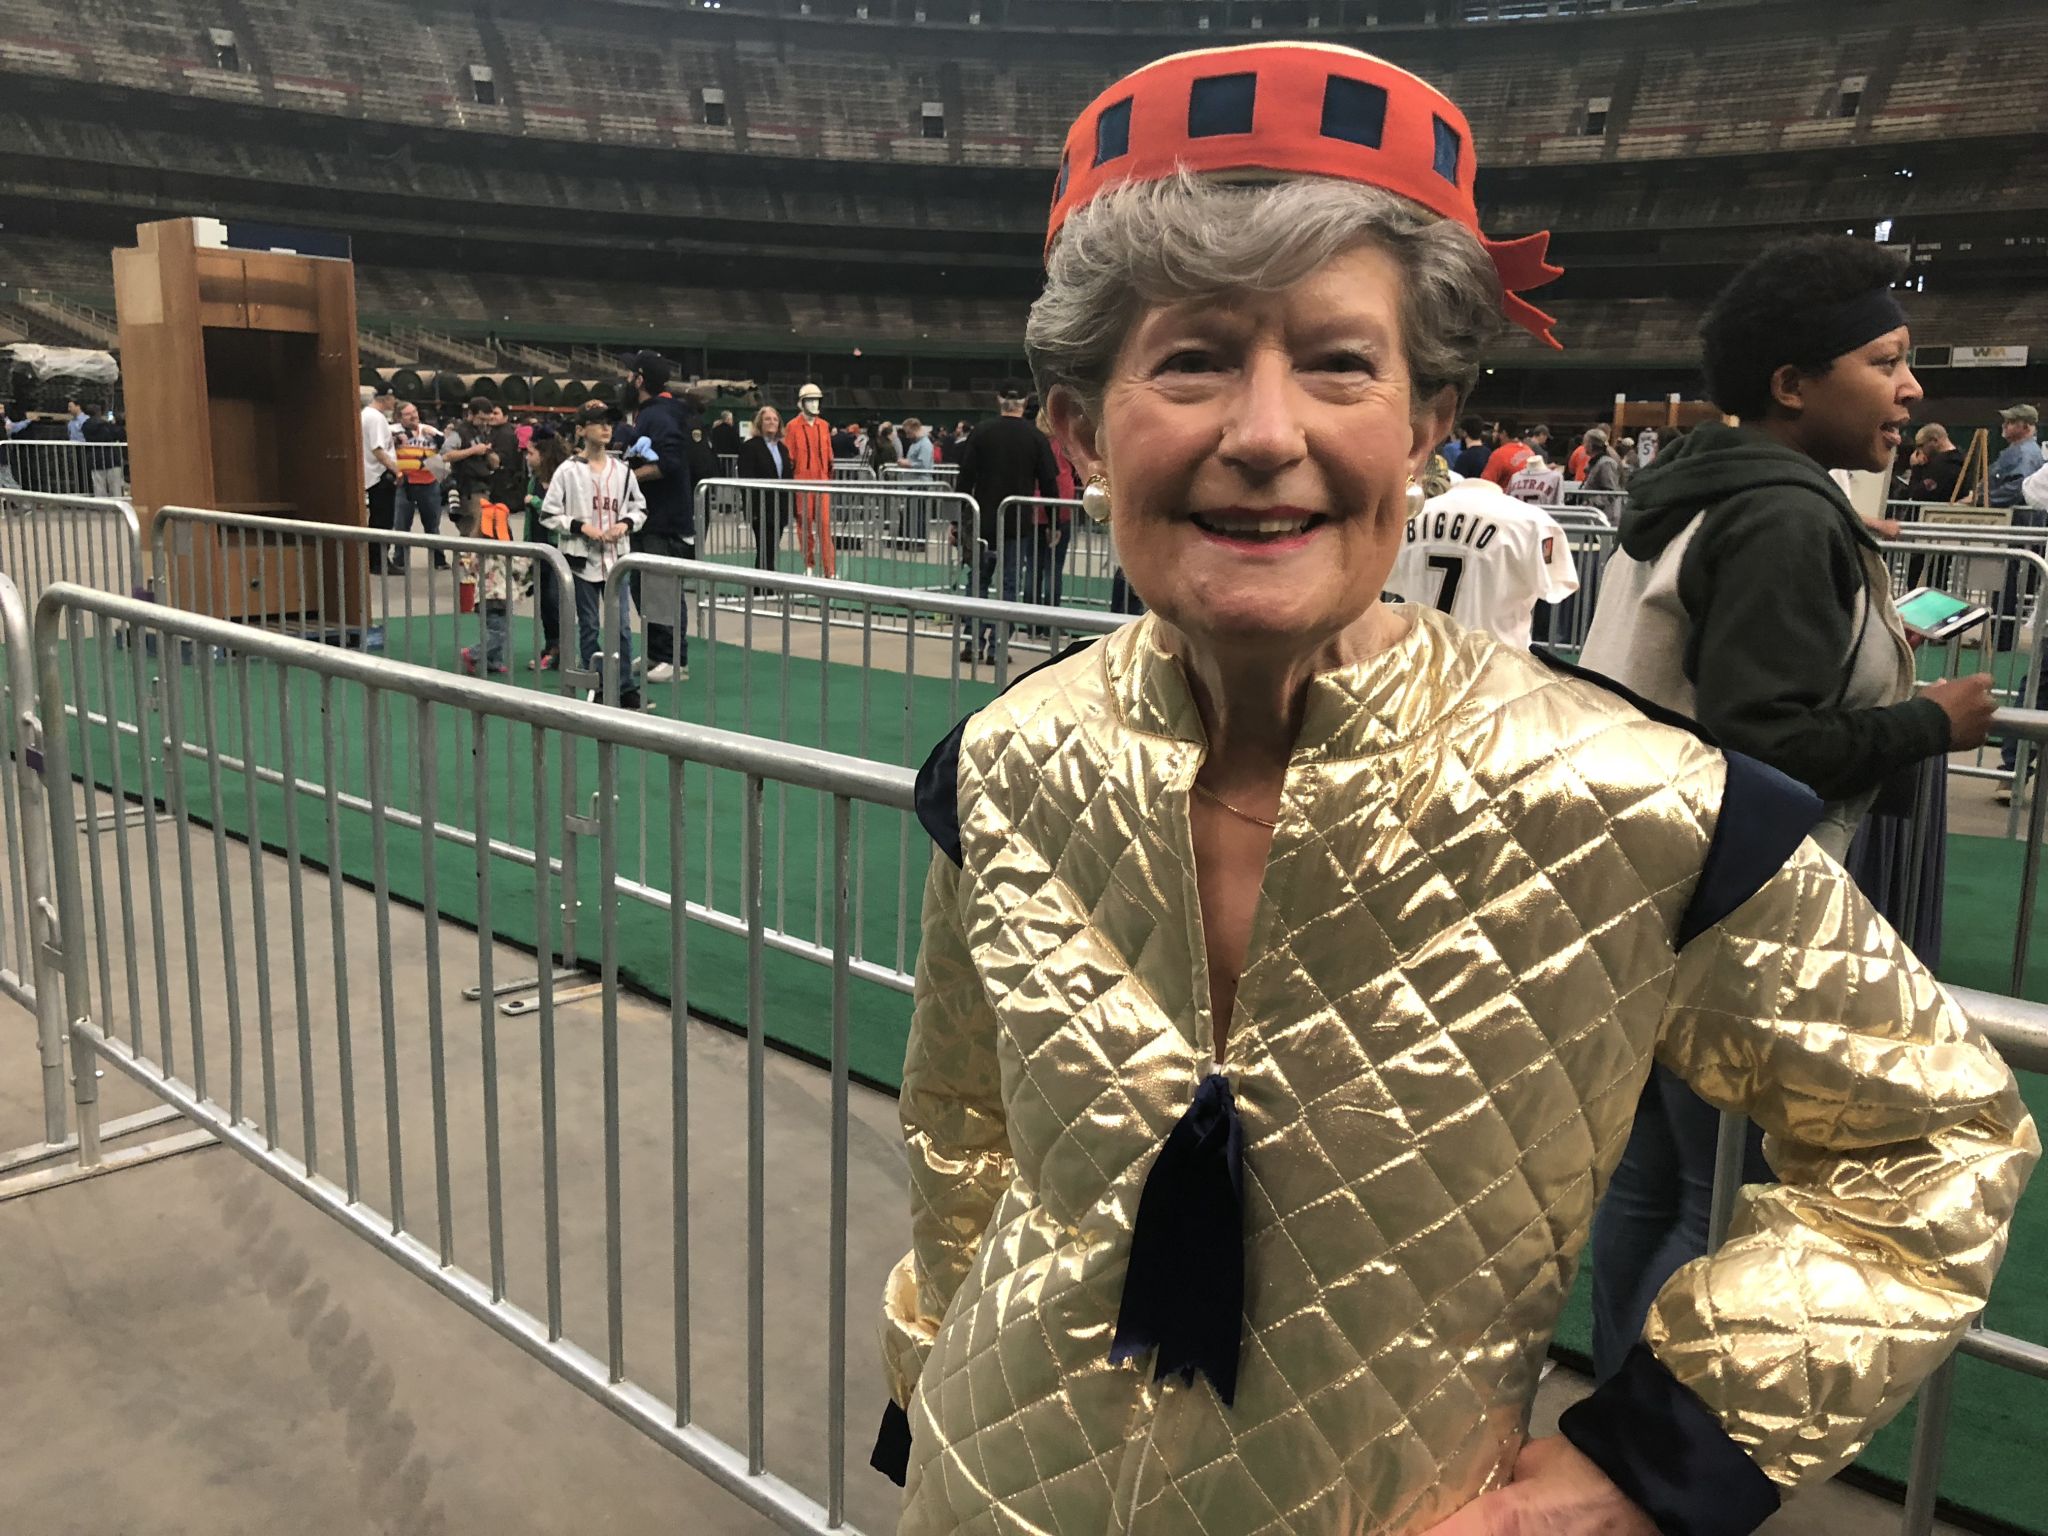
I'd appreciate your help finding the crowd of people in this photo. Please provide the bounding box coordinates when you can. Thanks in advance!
[357,360,1106,692]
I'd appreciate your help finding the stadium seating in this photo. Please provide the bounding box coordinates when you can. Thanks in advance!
[6,224,2037,368]
[3,0,2038,172]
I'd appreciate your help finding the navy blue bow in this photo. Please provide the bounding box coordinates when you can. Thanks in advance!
[1109,1072,1246,1405]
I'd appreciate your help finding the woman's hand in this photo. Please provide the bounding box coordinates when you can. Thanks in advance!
[1419,1437,1654,1536]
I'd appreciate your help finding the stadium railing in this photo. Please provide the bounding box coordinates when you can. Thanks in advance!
[28,578,913,1531]
[0,487,144,614]
[1,439,130,500]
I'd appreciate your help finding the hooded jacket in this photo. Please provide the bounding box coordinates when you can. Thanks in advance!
[1579,424,1946,835]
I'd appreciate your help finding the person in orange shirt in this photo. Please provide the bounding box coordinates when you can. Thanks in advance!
[1568,429,1597,482]
[786,382,836,576]
[1481,422,1550,486]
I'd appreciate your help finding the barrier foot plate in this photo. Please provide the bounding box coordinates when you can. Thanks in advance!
[502,981,609,1016]
[0,1126,216,1203]
[462,967,583,1004]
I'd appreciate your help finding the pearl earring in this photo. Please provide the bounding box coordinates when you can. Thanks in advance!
[1081,474,1113,524]
[1406,477,1427,515]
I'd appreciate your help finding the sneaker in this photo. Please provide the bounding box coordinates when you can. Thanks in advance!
[647,662,676,684]
[387,554,408,574]
[433,553,450,570]
[619,690,646,712]
[960,642,978,663]
[528,651,558,672]
[1997,785,2015,806]
[460,646,480,675]
[490,662,510,676]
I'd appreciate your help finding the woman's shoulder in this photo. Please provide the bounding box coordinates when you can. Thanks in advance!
[1451,630,1730,830]
[961,635,1114,754]
[914,635,1116,867]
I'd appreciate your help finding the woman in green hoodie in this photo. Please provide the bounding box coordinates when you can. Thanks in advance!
[1579,235,1997,1381]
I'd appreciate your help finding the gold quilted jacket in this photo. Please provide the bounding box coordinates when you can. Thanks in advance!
[880,607,2037,1536]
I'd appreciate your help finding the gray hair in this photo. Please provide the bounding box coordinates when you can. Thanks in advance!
[1026,173,1505,422]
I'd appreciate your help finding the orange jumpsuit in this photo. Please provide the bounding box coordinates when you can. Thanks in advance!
[784,412,835,577]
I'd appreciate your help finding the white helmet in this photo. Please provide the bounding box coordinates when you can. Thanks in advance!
[797,382,823,404]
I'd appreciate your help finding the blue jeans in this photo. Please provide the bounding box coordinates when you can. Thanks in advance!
[1032,527,1073,609]
[394,478,443,539]
[573,577,637,702]
[1588,1064,1769,1380]
[480,599,510,670]
[2003,609,2048,775]
[977,532,1037,650]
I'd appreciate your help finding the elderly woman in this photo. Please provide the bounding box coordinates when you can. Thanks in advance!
[874,43,2036,1536]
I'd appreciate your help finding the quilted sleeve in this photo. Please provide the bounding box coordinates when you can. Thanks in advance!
[879,851,1013,1412]
[1599,838,2037,1497]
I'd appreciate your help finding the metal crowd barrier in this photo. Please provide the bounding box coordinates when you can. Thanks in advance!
[880,463,958,491]
[152,506,587,695]
[32,579,913,1531]
[1872,540,2048,841]
[830,461,878,483]
[1532,522,1621,654]
[0,570,62,1155]
[0,569,191,1195]
[0,488,144,614]
[1,438,129,499]
[693,477,984,603]
[146,508,595,1017]
[989,497,1110,612]
[601,555,1128,995]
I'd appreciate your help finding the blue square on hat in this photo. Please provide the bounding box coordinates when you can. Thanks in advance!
[1320,75,1387,148]
[1053,152,1070,203]
[1432,115,1462,182]
[1188,73,1257,138]
[1095,98,1132,166]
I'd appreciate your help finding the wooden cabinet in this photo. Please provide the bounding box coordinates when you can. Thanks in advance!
[113,219,365,626]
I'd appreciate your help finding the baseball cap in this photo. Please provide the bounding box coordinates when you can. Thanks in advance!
[624,350,672,394]
[578,400,617,426]
[2002,404,2040,426]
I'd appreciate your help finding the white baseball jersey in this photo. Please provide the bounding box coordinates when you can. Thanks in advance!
[1506,463,1565,507]
[1384,484,1580,648]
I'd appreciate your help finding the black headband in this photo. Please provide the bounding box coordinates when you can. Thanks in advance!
[1800,289,1909,365]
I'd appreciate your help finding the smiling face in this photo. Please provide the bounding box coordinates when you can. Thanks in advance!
[1773,325,1922,473]
[1051,243,1452,660]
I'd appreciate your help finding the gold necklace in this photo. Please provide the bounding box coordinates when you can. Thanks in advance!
[1193,780,1279,831]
